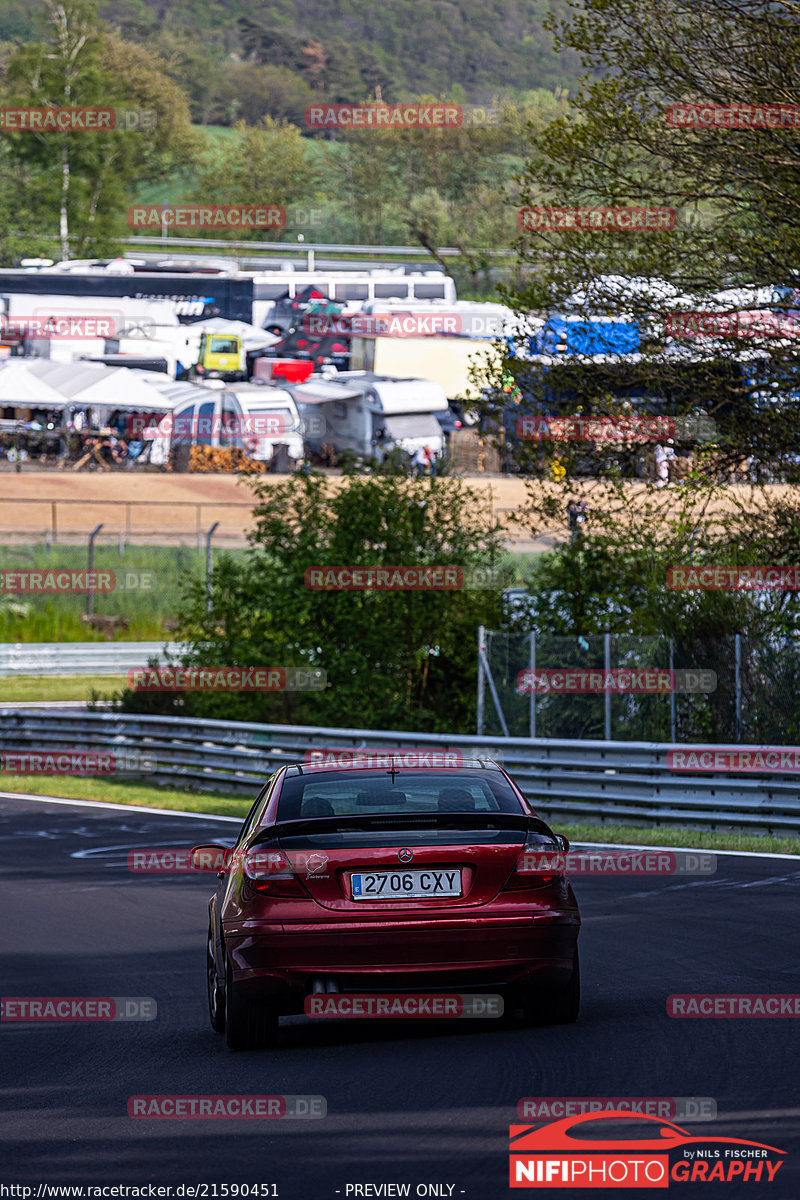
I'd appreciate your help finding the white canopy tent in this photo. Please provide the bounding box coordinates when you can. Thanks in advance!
[0,360,67,407]
[0,359,209,413]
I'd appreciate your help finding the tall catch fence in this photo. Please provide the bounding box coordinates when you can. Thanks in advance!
[478,629,800,744]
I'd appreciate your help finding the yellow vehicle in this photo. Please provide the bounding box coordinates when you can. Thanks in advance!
[190,332,246,382]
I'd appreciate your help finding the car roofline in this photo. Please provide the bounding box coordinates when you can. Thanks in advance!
[284,756,504,775]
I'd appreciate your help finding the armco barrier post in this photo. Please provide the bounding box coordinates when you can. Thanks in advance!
[669,636,676,743]
[477,625,485,736]
[87,524,103,618]
[529,631,536,740]
[604,632,612,740]
[735,633,743,743]
[206,521,219,614]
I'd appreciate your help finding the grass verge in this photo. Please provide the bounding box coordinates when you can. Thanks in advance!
[554,821,799,855]
[0,776,252,818]
[0,675,127,703]
[0,776,798,852]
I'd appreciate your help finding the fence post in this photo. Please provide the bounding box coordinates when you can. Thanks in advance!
[669,636,676,743]
[604,632,612,740]
[206,521,220,614]
[735,633,742,742]
[477,625,485,736]
[529,630,536,740]
[87,524,103,618]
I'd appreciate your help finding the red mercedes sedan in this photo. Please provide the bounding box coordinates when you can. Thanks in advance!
[194,758,580,1049]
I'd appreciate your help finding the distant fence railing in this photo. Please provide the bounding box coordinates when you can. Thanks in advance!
[0,709,797,835]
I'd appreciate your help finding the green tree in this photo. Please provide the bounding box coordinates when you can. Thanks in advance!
[121,472,514,734]
[483,0,800,481]
[191,119,319,239]
[2,0,194,256]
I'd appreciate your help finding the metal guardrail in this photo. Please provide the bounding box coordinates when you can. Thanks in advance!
[0,709,797,835]
[0,642,178,676]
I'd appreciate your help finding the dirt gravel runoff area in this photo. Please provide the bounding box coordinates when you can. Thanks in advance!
[0,472,795,552]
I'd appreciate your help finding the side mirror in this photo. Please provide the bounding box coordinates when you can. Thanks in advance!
[190,844,230,873]
[555,834,570,853]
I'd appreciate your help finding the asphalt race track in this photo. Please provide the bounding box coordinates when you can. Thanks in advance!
[2,791,799,1198]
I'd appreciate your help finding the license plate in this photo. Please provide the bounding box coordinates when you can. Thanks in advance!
[350,868,462,899]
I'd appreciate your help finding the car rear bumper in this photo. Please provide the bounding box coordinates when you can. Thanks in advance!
[223,911,580,1004]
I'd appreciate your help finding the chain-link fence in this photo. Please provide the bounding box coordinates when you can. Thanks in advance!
[0,536,242,642]
[477,629,800,743]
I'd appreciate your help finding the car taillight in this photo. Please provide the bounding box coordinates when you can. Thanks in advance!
[502,835,566,891]
[241,847,309,897]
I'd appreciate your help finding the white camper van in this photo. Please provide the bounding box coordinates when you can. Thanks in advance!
[287,371,447,461]
[137,379,303,465]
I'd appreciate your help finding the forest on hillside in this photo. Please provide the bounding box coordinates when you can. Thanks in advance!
[0,0,584,124]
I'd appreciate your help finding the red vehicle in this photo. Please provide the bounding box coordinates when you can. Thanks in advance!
[194,758,580,1049]
[510,1111,785,1154]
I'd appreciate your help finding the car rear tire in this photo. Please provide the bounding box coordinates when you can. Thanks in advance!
[207,928,225,1034]
[224,956,279,1050]
[521,949,580,1026]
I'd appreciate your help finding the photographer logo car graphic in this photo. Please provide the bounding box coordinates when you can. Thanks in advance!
[509,1112,785,1187]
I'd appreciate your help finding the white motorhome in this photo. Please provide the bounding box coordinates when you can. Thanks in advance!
[287,371,447,460]
[153,380,304,463]
[251,269,457,329]
[0,295,179,364]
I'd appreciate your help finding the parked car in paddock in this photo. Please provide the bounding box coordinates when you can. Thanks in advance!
[194,758,580,1049]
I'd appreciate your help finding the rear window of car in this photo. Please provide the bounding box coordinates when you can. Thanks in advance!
[275,770,524,822]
